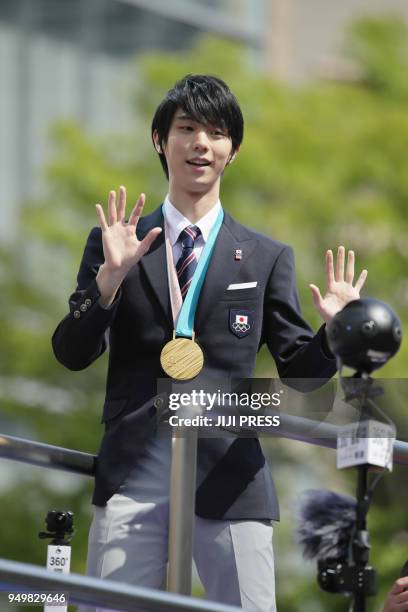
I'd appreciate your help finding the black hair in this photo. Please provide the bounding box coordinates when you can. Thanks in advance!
[151,74,244,179]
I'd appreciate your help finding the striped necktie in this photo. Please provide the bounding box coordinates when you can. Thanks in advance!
[176,225,201,300]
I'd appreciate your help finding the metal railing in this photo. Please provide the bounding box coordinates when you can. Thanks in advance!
[1,415,408,475]
[0,434,95,475]
[1,414,407,610]
[0,558,241,612]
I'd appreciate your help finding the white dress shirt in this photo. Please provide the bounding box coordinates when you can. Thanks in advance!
[162,195,222,264]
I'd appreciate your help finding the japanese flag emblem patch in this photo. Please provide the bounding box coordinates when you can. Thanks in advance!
[229,309,254,338]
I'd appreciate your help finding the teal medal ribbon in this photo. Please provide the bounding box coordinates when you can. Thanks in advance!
[167,206,224,338]
[160,206,223,379]
[176,207,223,338]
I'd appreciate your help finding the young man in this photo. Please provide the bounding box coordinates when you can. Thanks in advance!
[52,75,367,611]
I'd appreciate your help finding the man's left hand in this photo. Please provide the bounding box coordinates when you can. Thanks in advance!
[383,576,408,611]
[309,245,368,325]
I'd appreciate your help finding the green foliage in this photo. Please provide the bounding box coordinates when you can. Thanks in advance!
[347,16,408,99]
[1,15,408,611]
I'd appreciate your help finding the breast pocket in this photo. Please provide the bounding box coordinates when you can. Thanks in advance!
[221,287,259,301]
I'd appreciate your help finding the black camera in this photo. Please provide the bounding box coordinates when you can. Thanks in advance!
[318,560,377,596]
[39,510,74,545]
[327,298,402,373]
[45,510,74,534]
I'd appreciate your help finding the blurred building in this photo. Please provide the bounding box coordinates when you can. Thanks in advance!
[265,0,408,82]
[0,0,264,242]
[1,0,408,242]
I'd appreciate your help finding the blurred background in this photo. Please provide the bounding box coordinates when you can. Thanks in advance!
[1,0,408,610]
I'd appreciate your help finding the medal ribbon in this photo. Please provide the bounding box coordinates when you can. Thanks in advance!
[164,206,224,339]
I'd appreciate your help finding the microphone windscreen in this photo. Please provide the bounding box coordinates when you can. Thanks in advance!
[297,489,356,561]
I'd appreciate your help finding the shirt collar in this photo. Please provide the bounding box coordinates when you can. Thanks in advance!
[163,195,221,245]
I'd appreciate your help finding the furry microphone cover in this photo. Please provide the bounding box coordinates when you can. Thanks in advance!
[297,489,357,561]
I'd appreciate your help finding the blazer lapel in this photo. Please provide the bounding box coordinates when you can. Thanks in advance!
[195,213,258,330]
[137,207,173,327]
[137,208,258,332]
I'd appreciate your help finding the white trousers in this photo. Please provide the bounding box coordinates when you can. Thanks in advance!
[79,431,276,612]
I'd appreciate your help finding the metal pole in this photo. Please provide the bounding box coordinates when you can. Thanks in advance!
[167,426,198,595]
[352,465,370,612]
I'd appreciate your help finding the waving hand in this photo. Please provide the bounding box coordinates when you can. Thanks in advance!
[309,246,367,325]
[96,186,161,306]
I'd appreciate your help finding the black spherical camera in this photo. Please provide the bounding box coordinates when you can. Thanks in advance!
[327,298,402,373]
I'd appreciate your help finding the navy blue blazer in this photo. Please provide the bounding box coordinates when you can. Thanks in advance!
[52,207,337,520]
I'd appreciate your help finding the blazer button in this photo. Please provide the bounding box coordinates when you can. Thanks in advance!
[85,298,92,306]
[80,303,87,312]
[153,397,164,409]
[73,310,81,319]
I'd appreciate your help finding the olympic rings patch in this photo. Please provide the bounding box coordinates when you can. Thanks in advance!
[229,309,254,338]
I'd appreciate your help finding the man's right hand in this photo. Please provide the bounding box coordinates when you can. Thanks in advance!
[95,186,162,307]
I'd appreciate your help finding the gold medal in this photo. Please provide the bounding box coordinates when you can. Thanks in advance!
[160,331,204,380]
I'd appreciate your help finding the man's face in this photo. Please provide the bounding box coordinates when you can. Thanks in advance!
[156,109,238,194]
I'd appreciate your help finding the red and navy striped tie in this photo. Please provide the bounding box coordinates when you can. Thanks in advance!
[176,225,201,300]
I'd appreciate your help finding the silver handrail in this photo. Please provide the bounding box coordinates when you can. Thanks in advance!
[0,558,241,611]
[0,434,95,475]
[1,415,408,476]
[265,414,408,465]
